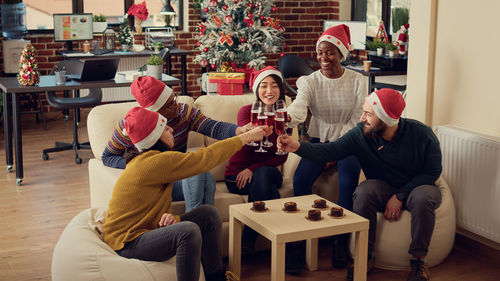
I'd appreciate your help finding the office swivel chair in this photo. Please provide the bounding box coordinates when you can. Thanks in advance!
[278,54,315,137]
[43,60,102,164]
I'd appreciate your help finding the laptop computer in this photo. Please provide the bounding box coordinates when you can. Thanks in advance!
[66,58,120,81]
[90,49,114,55]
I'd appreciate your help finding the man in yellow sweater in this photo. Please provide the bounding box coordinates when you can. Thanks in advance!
[103,107,266,281]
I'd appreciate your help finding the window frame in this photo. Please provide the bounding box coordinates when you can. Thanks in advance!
[352,0,393,40]
[25,0,183,34]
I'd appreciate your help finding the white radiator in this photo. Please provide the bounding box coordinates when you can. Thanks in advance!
[80,56,148,102]
[436,125,500,244]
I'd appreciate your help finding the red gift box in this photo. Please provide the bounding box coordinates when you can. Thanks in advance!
[208,72,245,95]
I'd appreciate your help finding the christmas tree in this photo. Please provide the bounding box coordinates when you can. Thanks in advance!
[117,16,134,49]
[17,44,41,86]
[194,0,285,71]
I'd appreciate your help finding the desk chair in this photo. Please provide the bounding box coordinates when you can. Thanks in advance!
[42,88,102,164]
[278,54,315,137]
[374,82,407,99]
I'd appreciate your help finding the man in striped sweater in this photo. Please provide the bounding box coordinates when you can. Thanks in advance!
[102,76,249,212]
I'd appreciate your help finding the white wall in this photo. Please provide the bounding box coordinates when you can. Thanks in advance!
[406,0,500,137]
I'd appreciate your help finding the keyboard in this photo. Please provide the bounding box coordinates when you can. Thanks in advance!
[90,49,114,55]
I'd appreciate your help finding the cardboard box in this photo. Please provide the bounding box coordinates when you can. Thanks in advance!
[208,72,245,95]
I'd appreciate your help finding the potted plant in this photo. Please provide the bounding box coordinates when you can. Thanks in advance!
[365,38,384,55]
[151,42,165,52]
[92,14,107,33]
[385,42,397,58]
[146,54,164,79]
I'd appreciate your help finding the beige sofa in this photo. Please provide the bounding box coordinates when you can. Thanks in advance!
[87,94,340,255]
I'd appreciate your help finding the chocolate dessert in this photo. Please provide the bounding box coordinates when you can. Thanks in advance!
[253,201,266,211]
[330,206,344,217]
[313,199,327,208]
[284,202,297,212]
[307,209,322,221]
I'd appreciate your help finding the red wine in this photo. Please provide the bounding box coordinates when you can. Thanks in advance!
[274,117,285,135]
[276,109,287,121]
[265,114,274,126]
[251,111,259,127]
[258,116,267,126]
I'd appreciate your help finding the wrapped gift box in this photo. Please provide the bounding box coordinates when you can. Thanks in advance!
[208,72,245,95]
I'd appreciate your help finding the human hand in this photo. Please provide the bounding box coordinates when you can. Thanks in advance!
[384,195,403,221]
[236,169,253,189]
[277,134,300,153]
[235,122,252,135]
[159,213,177,227]
[238,126,266,144]
[323,161,337,170]
[263,125,274,137]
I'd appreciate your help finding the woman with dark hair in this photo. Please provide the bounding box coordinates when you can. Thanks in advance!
[103,107,265,281]
[224,66,288,254]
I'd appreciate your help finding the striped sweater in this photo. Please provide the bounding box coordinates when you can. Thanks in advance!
[102,103,238,169]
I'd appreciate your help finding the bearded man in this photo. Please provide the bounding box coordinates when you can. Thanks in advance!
[277,88,442,281]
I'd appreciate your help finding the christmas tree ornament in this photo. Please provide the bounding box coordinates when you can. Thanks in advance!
[211,64,217,70]
[260,15,265,20]
[204,7,209,13]
[17,43,41,86]
[240,37,246,43]
[197,41,202,47]
[249,3,254,9]
[200,60,208,67]
[234,0,239,3]
[223,5,228,10]
[203,47,209,52]
[224,15,233,23]
[210,0,217,7]
[271,5,276,12]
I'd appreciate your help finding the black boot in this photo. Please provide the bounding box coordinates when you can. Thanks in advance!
[331,234,351,268]
[285,241,306,275]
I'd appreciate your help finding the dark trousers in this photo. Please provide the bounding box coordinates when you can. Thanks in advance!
[116,205,223,281]
[293,138,361,211]
[224,166,282,202]
[353,179,442,257]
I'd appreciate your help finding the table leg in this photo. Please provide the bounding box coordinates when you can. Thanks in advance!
[166,56,172,75]
[271,242,285,281]
[306,238,319,271]
[228,214,242,278]
[353,229,368,281]
[3,91,13,173]
[181,55,187,96]
[12,94,23,185]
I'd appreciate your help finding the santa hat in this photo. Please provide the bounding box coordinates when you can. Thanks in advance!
[249,66,283,94]
[131,76,173,112]
[124,107,168,152]
[316,24,351,61]
[365,88,406,127]
[402,23,409,31]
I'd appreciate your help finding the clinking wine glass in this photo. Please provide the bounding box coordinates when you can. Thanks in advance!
[247,100,262,146]
[262,104,275,148]
[274,110,287,155]
[255,107,268,153]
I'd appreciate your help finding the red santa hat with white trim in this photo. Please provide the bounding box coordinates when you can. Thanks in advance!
[249,66,283,94]
[124,107,168,152]
[316,24,351,61]
[131,76,173,112]
[365,88,406,127]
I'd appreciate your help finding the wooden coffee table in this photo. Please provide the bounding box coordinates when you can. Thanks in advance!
[228,194,369,281]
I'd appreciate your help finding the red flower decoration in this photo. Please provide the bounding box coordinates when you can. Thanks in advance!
[127,1,149,21]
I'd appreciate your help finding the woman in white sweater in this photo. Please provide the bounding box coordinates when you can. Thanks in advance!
[286,24,367,270]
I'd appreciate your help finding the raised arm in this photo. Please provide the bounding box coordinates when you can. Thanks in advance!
[102,119,134,169]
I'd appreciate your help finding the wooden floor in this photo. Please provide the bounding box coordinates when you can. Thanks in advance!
[1,110,500,281]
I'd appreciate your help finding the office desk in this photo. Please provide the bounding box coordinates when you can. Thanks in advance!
[344,64,407,93]
[1,74,180,186]
[61,48,195,96]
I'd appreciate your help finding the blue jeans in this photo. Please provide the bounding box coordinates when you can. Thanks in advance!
[224,166,282,202]
[172,172,216,212]
[293,138,361,211]
[116,205,223,281]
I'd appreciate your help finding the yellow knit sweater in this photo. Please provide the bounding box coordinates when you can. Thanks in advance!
[103,136,243,251]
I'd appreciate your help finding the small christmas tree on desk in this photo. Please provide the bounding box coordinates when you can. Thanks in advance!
[17,44,41,86]
[194,0,285,73]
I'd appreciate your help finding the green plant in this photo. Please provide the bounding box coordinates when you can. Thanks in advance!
[93,14,107,22]
[146,54,163,65]
[365,38,384,51]
[151,42,165,51]
[117,17,133,46]
[391,8,409,33]
[385,42,397,51]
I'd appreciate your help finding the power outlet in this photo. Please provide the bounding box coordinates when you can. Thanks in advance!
[196,77,202,86]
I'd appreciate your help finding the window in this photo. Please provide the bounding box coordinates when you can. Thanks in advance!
[23,0,183,31]
[352,0,410,39]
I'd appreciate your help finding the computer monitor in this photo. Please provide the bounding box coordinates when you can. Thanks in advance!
[53,13,93,51]
[323,20,367,51]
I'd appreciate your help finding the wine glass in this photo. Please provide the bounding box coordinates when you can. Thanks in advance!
[254,107,268,153]
[274,110,287,155]
[247,100,262,146]
[262,104,275,148]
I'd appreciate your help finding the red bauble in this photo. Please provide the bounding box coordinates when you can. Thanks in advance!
[200,60,208,67]
[260,15,265,20]
[249,3,254,9]
[211,64,217,70]
[223,5,228,10]
[196,42,202,47]
[240,37,246,43]
[234,0,239,3]
[280,52,285,57]
[248,12,252,17]
[224,15,233,24]
[203,47,209,52]
[203,7,209,13]
[272,6,277,12]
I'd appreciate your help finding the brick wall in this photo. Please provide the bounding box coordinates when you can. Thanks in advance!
[0,0,339,112]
